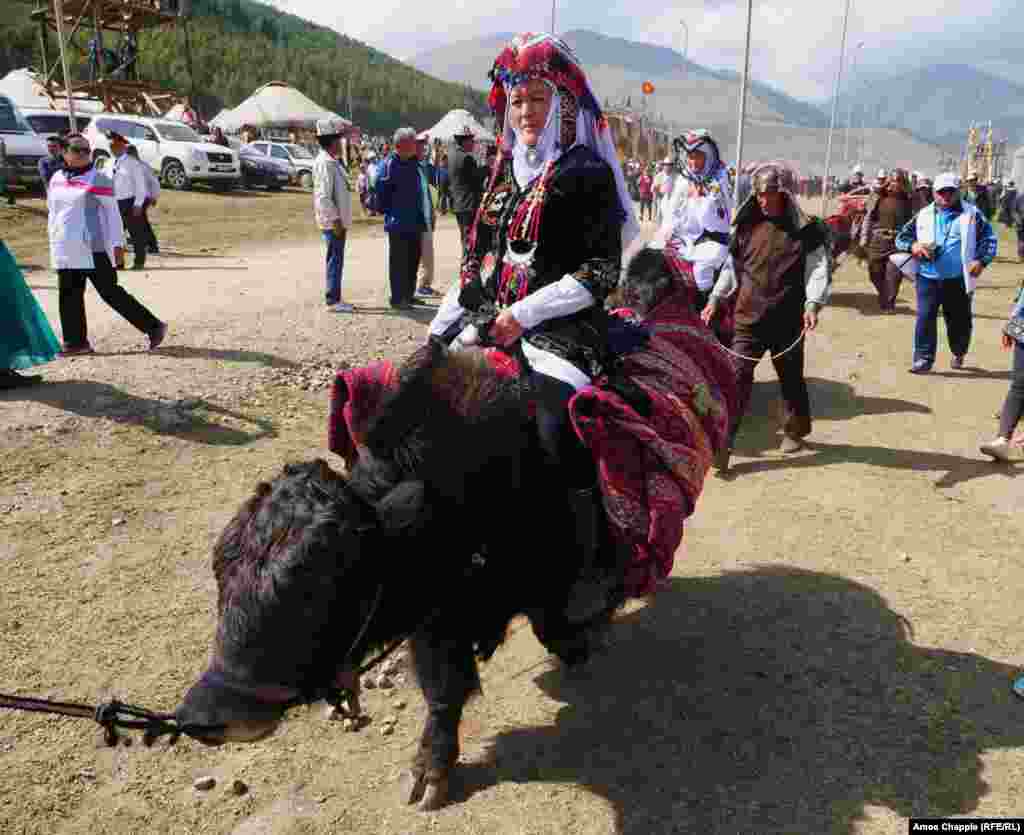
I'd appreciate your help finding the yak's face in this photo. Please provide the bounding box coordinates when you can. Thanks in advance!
[176,459,423,745]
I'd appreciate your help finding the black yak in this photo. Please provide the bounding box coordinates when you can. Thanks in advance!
[175,252,736,811]
[175,345,618,810]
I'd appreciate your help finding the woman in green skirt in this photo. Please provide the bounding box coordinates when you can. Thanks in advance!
[0,239,60,389]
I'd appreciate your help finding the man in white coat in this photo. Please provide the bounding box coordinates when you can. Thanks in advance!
[313,118,354,313]
[108,131,150,270]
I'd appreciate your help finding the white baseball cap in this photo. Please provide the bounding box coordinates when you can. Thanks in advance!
[933,172,961,192]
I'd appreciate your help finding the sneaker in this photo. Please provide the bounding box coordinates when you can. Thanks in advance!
[148,322,167,350]
[416,287,440,298]
[779,435,804,454]
[908,360,932,374]
[328,301,355,313]
[980,437,1012,462]
[58,343,94,357]
[951,355,965,370]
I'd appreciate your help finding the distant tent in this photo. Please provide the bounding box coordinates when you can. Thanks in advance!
[0,68,103,113]
[424,109,495,143]
[209,81,346,133]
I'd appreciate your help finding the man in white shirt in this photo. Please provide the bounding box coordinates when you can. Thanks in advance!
[108,131,149,270]
[313,118,354,313]
[125,145,161,255]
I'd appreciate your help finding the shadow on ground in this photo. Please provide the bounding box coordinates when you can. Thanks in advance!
[456,568,1024,834]
[727,379,1016,487]
[139,345,299,368]
[0,379,275,445]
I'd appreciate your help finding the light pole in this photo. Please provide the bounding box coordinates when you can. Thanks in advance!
[733,0,753,207]
[821,0,853,217]
[844,41,864,165]
[550,0,556,33]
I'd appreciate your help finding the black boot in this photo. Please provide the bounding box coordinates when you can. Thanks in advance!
[564,486,617,624]
[0,369,43,390]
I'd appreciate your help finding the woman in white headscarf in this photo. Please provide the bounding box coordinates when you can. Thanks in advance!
[654,129,734,310]
[427,32,639,622]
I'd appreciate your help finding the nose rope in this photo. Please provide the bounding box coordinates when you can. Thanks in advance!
[0,691,189,747]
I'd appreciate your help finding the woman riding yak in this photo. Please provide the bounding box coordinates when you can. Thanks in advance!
[428,33,639,623]
[655,129,734,313]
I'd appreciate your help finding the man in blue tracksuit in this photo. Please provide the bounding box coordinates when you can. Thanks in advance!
[374,127,429,309]
[895,172,998,373]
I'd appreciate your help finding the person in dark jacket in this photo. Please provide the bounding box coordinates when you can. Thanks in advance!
[374,127,428,309]
[447,127,483,255]
[963,174,992,220]
[38,135,65,193]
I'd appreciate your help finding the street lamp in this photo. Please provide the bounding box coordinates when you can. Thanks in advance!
[844,41,864,165]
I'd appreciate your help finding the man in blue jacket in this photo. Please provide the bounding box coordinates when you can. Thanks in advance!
[374,127,428,309]
[895,172,998,373]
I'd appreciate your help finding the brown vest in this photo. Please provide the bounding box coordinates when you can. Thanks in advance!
[734,218,806,326]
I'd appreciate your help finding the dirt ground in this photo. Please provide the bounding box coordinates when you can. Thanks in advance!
[2,194,1024,835]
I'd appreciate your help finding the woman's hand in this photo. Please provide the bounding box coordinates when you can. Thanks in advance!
[490,310,523,346]
[700,299,718,326]
[1002,331,1014,350]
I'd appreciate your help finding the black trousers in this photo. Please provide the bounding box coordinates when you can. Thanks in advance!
[730,314,811,443]
[531,371,594,489]
[118,198,148,267]
[455,211,475,257]
[57,252,161,348]
[387,231,421,306]
[141,200,158,252]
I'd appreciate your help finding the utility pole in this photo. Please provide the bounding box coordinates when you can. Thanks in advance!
[821,0,852,217]
[52,0,77,133]
[550,0,556,34]
[733,0,753,207]
[844,41,863,165]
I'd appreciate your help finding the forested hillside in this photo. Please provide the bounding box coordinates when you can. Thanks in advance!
[0,0,488,133]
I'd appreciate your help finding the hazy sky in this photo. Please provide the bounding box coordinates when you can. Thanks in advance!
[268,0,1019,100]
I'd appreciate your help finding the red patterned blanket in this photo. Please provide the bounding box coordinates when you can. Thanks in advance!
[328,292,735,599]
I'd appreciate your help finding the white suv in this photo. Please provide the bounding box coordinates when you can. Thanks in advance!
[246,141,315,188]
[84,114,240,190]
[0,96,48,191]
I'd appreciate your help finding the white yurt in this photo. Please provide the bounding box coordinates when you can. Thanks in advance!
[0,68,103,113]
[424,109,495,143]
[210,82,345,133]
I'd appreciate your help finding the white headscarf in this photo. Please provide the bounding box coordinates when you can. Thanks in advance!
[508,84,562,190]
[499,76,640,247]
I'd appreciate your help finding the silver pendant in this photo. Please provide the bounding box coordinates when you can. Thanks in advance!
[505,242,537,266]
[524,147,540,167]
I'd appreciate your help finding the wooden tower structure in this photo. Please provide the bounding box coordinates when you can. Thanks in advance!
[30,0,188,118]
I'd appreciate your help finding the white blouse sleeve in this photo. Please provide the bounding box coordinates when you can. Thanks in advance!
[508,276,594,330]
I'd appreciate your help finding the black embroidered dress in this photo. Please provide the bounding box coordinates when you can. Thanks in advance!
[457,145,623,378]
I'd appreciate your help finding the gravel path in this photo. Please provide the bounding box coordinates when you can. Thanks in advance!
[2,217,1024,835]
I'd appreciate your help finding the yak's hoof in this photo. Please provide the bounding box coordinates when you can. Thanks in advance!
[418,776,449,811]
[399,770,426,806]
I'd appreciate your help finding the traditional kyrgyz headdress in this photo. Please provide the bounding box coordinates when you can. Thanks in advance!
[481,32,639,247]
[673,128,726,192]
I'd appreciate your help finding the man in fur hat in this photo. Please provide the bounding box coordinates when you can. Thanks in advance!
[702,165,832,471]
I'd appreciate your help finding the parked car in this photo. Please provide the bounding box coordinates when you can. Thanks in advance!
[0,96,48,191]
[238,145,292,190]
[83,114,240,190]
[246,140,314,188]
[20,108,92,138]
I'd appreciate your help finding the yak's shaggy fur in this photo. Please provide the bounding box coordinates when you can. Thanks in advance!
[204,342,596,806]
